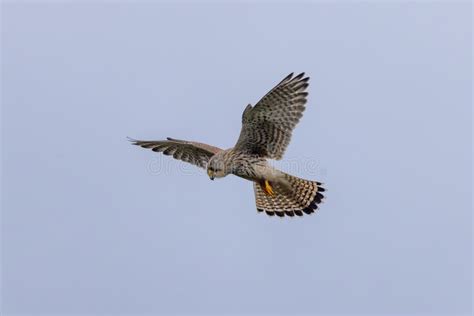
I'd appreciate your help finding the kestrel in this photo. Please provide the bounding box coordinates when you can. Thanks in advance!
[130,72,325,217]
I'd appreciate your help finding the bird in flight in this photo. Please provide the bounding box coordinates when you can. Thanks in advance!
[130,72,325,217]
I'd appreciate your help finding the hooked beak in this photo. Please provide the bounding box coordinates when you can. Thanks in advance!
[207,169,215,180]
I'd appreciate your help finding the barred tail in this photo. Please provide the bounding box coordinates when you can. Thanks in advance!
[254,173,325,217]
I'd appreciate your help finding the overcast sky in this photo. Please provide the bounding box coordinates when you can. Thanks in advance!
[2,2,472,315]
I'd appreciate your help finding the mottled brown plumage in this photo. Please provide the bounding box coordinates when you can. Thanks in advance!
[254,173,325,217]
[235,72,309,160]
[130,73,325,217]
[129,137,221,169]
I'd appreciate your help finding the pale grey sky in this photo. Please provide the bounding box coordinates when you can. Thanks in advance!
[1,2,472,315]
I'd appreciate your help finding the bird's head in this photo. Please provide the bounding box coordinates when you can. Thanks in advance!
[207,152,230,180]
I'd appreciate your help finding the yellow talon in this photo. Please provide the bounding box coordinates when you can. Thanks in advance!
[263,180,274,196]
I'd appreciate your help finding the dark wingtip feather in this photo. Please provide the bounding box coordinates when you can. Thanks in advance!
[280,72,294,84]
[293,72,305,80]
[167,137,183,142]
[127,137,140,145]
[299,76,310,84]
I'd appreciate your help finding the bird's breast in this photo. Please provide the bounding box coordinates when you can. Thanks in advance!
[229,156,267,181]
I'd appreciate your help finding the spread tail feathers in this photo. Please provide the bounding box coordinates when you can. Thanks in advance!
[254,173,325,217]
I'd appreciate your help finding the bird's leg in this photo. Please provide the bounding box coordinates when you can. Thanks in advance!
[260,180,275,196]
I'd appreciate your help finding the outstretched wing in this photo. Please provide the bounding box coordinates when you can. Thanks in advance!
[129,137,222,169]
[234,72,309,160]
